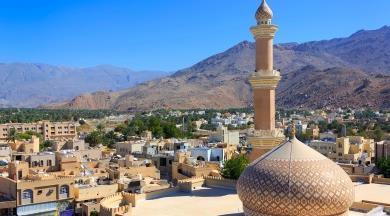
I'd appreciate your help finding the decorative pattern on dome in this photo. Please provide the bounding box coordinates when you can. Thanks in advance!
[237,138,354,216]
[255,0,273,21]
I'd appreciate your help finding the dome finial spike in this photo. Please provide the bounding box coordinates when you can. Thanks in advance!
[290,121,296,139]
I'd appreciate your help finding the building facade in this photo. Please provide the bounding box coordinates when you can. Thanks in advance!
[0,121,77,141]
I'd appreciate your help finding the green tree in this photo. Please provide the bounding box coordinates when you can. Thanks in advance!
[377,158,390,178]
[85,131,102,147]
[221,155,249,180]
[163,123,181,138]
[152,126,164,139]
[96,123,106,134]
[372,127,384,141]
[90,211,99,216]
[40,140,55,151]
[6,128,17,143]
[103,131,118,149]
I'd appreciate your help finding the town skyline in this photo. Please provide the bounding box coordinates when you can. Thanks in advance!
[0,0,389,71]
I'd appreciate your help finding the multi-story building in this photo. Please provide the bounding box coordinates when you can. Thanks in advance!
[7,161,75,216]
[209,126,239,145]
[308,140,336,157]
[0,121,77,141]
[16,175,75,216]
[332,136,375,164]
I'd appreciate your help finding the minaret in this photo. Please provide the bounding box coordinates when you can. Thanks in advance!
[247,0,284,161]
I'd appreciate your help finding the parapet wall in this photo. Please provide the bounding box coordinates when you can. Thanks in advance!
[177,176,237,192]
[204,176,237,190]
[100,192,132,216]
[349,174,374,184]
[372,175,390,185]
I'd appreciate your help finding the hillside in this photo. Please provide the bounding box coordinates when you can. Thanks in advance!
[45,26,390,111]
[0,64,167,107]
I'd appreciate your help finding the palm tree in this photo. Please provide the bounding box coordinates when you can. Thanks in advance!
[6,128,17,143]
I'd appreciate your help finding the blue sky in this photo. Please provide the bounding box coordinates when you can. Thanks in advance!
[0,0,389,71]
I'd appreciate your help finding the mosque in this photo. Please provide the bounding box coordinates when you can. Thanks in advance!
[237,0,355,215]
[126,1,389,215]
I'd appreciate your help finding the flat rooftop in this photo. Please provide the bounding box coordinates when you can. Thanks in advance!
[132,184,390,216]
[132,187,242,216]
[354,183,390,204]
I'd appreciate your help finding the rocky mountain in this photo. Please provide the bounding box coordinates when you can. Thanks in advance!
[45,26,390,110]
[0,64,167,107]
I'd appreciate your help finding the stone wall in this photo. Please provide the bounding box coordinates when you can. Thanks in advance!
[100,192,132,216]
[372,175,390,185]
[204,176,237,190]
[74,184,119,202]
[349,174,373,184]
[177,176,237,192]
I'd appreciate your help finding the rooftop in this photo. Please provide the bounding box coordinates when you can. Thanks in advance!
[131,183,389,216]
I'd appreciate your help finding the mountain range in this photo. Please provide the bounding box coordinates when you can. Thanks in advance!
[0,64,167,107]
[44,26,390,111]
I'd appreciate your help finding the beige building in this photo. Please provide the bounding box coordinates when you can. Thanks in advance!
[15,173,75,216]
[308,140,336,156]
[0,177,17,216]
[331,136,375,164]
[309,136,375,164]
[9,136,40,154]
[116,141,146,157]
[172,152,220,181]
[0,121,77,141]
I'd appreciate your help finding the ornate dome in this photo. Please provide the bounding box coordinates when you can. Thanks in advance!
[255,0,273,22]
[237,137,354,216]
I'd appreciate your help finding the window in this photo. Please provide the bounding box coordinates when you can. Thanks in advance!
[59,185,69,198]
[160,158,167,167]
[22,190,33,203]
[37,190,42,195]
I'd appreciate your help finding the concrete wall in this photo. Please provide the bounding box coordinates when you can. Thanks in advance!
[0,177,16,199]
[75,184,119,202]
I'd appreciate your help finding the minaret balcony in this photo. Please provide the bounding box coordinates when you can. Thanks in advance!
[250,24,278,39]
[249,70,281,89]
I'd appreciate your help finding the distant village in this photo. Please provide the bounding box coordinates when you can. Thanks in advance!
[0,107,388,216]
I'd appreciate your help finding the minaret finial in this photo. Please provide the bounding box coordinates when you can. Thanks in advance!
[255,0,273,25]
[290,121,296,139]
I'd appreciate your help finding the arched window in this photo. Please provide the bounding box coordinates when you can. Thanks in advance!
[22,189,33,204]
[59,185,69,199]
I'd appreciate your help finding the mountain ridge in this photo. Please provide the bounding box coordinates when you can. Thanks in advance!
[0,63,168,108]
[31,26,390,110]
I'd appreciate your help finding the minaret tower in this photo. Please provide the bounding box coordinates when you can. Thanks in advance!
[247,0,284,161]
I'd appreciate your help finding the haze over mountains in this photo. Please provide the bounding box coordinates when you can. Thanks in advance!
[44,26,390,111]
[0,64,167,107]
[3,26,390,110]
